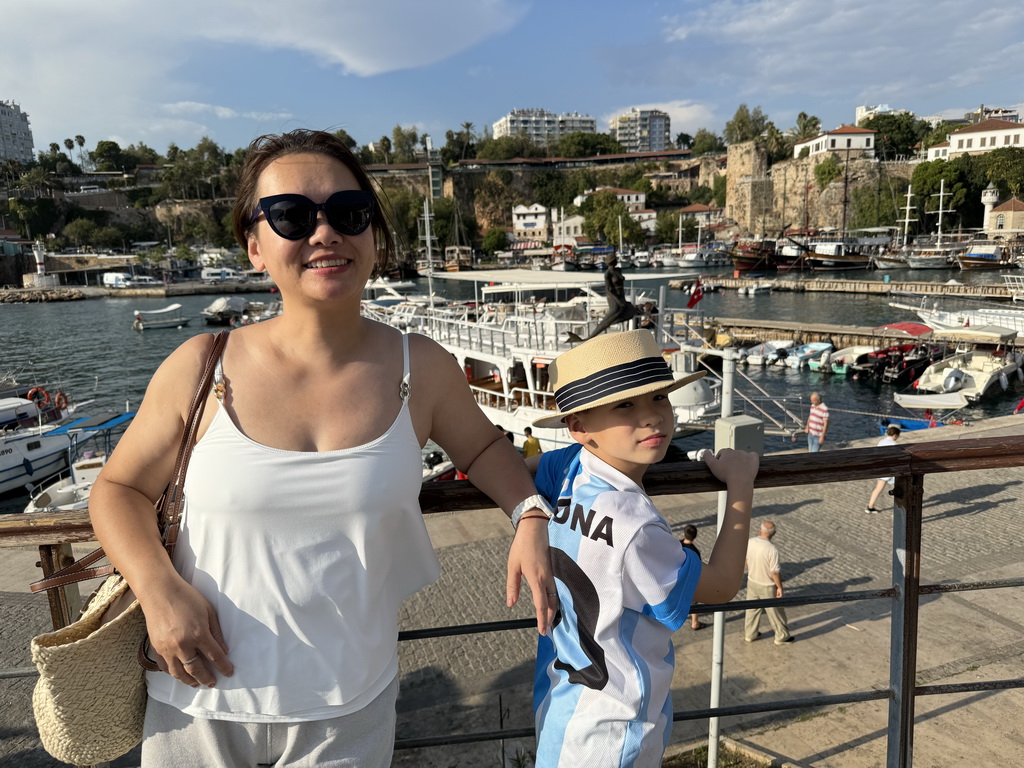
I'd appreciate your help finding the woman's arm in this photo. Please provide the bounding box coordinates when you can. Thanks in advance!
[90,334,233,686]
[412,336,556,634]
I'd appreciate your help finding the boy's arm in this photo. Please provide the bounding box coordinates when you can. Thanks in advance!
[692,448,759,604]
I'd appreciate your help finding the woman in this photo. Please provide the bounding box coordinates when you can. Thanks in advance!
[90,129,556,767]
[866,425,901,513]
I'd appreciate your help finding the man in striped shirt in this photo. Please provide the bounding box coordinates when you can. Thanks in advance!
[805,391,829,452]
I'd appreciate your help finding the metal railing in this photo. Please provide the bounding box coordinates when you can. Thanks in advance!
[3,435,1024,766]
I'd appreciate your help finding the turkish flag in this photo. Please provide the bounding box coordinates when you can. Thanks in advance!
[687,279,704,308]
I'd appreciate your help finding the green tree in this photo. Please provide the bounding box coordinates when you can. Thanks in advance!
[94,225,124,250]
[691,128,726,155]
[332,128,358,149]
[555,132,624,158]
[724,104,770,145]
[763,124,791,164]
[690,184,714,205]
[849,177,909,230]
[654,210,697,243]
[91,140,125,172]
[63,218,98,246]
[712,175,727,208]
[675,132,694,150]
[814,155,842,188]
[391,125,419,164]
[860,113,929,159]
[377,136,392,164]
[981,147,1024,197]
[482,227,510,254]
[921,121,959,150]
[459,122,475,160]
[580,190,643,246]
[791,112,821,142]
[63,138,75,161]
[377,185,424,251]
[475,134,545,161]
[530,170,574,209]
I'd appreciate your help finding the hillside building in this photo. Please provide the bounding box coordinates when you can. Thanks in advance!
[988,197,1024,234]
[492,109,596,146]
[573,186,646,212]
[609,108,671,153]
[792,125,876,159]
[931,119,1023,160]
[964,105,1018,124]
[511,204,550,242]
[0,101,34,165]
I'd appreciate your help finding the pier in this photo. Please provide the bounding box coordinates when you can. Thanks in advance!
[670,276,1014,301]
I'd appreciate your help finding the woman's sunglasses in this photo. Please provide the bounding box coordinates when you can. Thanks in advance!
[248,190,375,240]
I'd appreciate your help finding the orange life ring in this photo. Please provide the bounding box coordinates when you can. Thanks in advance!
[27,387,51,407]
[54,392,68,410]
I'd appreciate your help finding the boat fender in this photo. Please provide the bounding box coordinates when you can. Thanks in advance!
[1016,352,1024,368]
[53,392,68,410]
[27,387,50,407]
[942,369,964,393]
[1017,367,1024,383]
[999,372,1009,390]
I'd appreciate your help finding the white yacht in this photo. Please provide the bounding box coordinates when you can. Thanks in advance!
[911,326,1020,403]
[360,269,719,450]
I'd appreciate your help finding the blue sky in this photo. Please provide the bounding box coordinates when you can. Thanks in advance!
[3,0,1023,157]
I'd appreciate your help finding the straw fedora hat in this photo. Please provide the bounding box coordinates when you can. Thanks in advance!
[532,329,706,429]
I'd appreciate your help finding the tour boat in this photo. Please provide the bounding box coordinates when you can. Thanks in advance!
[131,303,191,330]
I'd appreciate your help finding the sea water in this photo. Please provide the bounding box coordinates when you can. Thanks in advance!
[2,269,1022,513]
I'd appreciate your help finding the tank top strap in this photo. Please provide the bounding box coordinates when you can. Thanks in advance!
[400,333,411,403]
[213,355,226,402]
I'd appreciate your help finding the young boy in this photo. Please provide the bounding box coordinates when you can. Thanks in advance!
[529,329,758,768]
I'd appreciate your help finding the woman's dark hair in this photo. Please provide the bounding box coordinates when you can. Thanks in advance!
[231,129,395,278]
[886,425,901,438]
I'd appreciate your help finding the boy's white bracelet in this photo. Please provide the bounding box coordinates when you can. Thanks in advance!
[511,494,554,530]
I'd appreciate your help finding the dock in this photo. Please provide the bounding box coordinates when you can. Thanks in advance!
[671,315,1023,350]
[669,276,1014,301]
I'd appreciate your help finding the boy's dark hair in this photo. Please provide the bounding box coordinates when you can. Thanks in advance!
[524,427,533,436]
[682,524,697,540]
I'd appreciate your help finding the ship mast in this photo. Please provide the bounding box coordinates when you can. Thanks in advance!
[932,179,951,246]
[899,185,917,247]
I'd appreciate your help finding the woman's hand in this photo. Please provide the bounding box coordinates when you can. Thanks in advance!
[506,516,557,636]
[140,577,233,688]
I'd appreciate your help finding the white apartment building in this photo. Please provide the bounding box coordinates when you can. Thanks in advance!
[492,109,596,146]
[0,101,34,165]
[629,209,657,234]
[793,125,876,159]
[512,204,549,241]
[573,186,647,212]
[610,108,671,153]
[551,211,586,246]
[936,119,1023,160]
[855,104,911,125]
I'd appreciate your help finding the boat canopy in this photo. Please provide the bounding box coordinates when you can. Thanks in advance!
[931,325,1017,342]
[894,392,969,410]
[133,303,183,315]
[875,322,933,337]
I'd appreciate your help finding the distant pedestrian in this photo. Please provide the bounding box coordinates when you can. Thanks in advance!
[744,521,793,645]
[866,426,901,513]
[522,426,543,458]
[805,391,829,452]
[680,525,705,630]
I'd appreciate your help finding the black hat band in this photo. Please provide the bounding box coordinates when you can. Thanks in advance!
[554,356,674,413]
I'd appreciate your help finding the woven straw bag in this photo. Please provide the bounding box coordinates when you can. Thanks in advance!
[31,575,147,763]
[28,331,227,765]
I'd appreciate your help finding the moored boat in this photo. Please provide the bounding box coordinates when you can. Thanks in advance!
[132,303,191,330]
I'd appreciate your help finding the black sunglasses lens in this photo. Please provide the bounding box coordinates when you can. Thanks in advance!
[325,202,373,235]
[267,200,315,239]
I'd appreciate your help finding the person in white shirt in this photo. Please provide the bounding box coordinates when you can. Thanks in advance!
[866,425,901,513]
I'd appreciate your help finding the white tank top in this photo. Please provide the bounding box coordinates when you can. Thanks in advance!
[146,333,440,722]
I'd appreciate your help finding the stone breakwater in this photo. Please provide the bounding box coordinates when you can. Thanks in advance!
[0,288,86,303]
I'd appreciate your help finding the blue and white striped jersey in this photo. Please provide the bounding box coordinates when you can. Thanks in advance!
[533,447,702,768]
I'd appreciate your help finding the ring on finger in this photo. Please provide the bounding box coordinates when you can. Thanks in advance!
[182,654,201,666]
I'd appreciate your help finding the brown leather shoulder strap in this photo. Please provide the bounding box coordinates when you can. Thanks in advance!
[30,331,230,594]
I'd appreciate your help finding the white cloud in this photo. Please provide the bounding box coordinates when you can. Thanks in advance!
[602,101,717,136]
[0,0,528,151]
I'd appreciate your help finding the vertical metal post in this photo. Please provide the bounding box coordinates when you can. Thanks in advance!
[886,473,923,767]
[707,354,736,767]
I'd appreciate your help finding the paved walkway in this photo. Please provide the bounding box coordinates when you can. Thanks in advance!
[2,417,1022,766]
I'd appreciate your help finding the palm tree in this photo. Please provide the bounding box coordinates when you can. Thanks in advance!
[48,142,60,157]
[460,122,474,159]
[793,112,821,143]
[75,135,86,169]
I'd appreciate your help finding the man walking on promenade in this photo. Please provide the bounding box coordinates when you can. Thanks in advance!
[805,391,828,452]
[744,521,793,645]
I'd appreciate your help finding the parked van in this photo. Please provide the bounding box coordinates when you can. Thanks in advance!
[126,275,161,286]
[79,185,102,193]
[102,272,133,289]
[201,266,243,284]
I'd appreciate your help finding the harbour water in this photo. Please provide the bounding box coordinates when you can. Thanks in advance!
[2,268,1022,514]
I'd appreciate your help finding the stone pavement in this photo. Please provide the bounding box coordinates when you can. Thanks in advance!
[2,416,1022,767]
